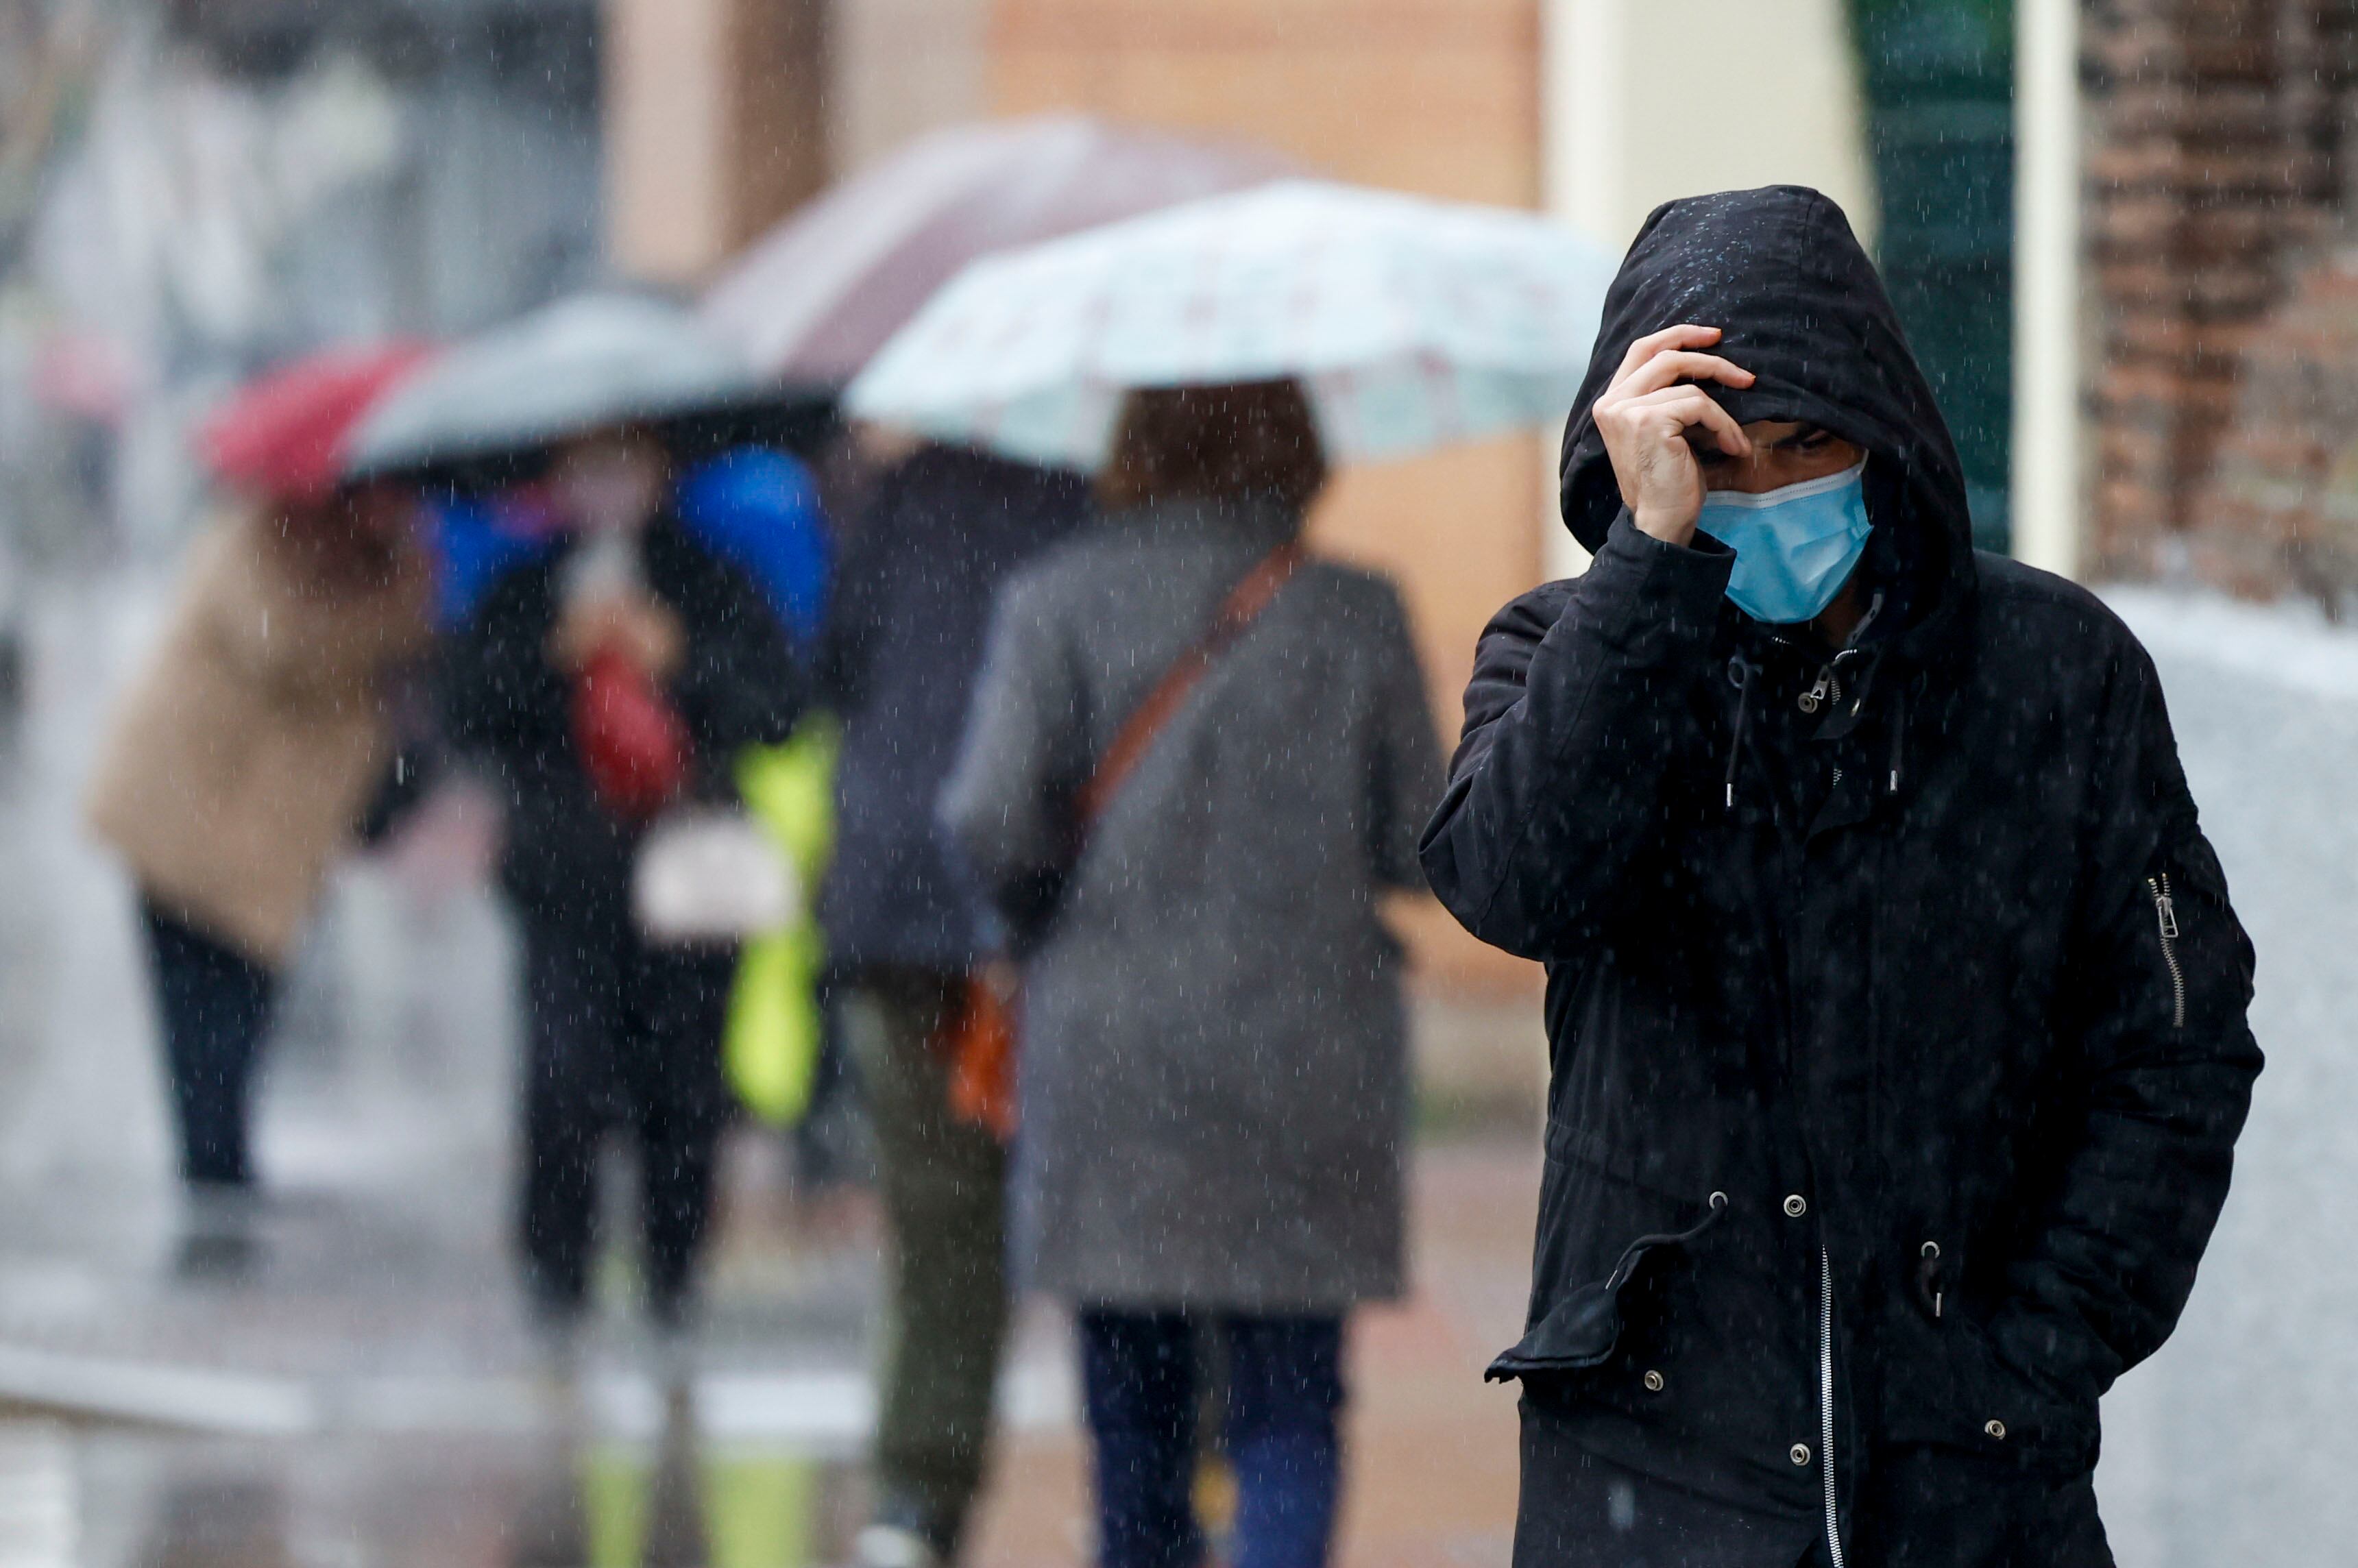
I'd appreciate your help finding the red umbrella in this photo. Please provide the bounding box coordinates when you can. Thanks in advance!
[199,343,437,502]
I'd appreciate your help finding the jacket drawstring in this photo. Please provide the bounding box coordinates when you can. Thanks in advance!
[1886,684,1908,796]
[1725,655,1756,811]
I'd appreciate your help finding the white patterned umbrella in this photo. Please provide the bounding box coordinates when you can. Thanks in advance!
[844,179,1617,469]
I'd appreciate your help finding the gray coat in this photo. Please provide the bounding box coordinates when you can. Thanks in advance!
[940,498,1445,1312]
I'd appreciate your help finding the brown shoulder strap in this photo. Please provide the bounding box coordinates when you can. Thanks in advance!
[1072,543,1304,829]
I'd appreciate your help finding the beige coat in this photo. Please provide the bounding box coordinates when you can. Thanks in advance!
[85,511,431,966]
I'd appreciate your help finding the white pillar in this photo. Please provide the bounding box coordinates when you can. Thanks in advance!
[604,0,732,283]
[2011,0,2083,578]
[1544,0,1627,252]
[1537,0,1622,580]
[605,0,829,285]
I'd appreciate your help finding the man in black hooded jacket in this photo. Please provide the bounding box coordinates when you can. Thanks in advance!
[1420,187,2260,1565]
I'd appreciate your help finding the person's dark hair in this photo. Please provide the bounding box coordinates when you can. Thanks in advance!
[1097,379,1328,515]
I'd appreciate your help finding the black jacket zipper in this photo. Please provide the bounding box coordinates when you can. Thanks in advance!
[2148,874,2185,1029]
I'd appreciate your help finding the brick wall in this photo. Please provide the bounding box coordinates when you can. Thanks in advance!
[2083,0,2357,582]
[2190,245,2358,607]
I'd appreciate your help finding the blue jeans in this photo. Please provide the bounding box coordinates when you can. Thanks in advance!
[1079,1310,1345,1568]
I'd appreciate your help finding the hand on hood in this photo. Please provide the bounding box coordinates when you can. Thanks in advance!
[1588,323,1758,544]
[1557,186,1976,639]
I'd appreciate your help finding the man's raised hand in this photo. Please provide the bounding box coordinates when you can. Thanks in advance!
[1590,324,1755,546]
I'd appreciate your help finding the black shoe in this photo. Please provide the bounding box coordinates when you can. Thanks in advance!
[171,1229,260,1282]
[647,1278,696,1335]
[172,1182,263,1282]
[853,1495,957,1568]
[524,1264,590,1331]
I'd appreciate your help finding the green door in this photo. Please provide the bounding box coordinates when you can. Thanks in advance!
[1851,0,2015,553]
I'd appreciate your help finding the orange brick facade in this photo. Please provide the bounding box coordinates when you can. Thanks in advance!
[988,0,1542,206]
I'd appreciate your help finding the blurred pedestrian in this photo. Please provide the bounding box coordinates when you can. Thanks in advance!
[818,441,1091,1567]
[86,474,432,1199]
[441,423,802,1330]
[943,380,1443,1568]
[1421,188,2261,1565]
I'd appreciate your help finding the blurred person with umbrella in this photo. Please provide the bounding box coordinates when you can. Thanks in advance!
[938,378,1442,1568]
[867,179,1610,1568]
[387,293,807,1331]
[417,348,848,1189]
[818,439,1090,1568]
[84,344,437,1218]
[716,117,1280,1568]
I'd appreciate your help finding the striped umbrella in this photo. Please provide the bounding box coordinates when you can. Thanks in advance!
[703,114,1289,384]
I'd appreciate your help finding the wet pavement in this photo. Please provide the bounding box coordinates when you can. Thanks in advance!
[0,1138,1540,1568]
[0,1420,864,1568]
[0,571,2351,1565]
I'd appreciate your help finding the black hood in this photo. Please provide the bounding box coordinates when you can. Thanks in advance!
[1559,186,1976,646]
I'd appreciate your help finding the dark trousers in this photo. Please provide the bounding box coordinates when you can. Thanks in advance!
[141,899,279,1188]
[840,971,1008,1554]
[1080,1310,1346,1568]
[518,917,735,1312]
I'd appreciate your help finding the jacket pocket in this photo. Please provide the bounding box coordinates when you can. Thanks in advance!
[1877,1299,2099,1471]
[1486,1137,1726,1382]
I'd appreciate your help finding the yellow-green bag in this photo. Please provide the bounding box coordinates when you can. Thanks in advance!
[724,718,839,1126]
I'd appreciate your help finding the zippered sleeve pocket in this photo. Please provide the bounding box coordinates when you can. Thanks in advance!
[2146,872,2185,1030]
[2135,830,2252,1047]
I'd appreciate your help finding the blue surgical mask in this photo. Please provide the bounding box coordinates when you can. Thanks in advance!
[1696,462,1872,624]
